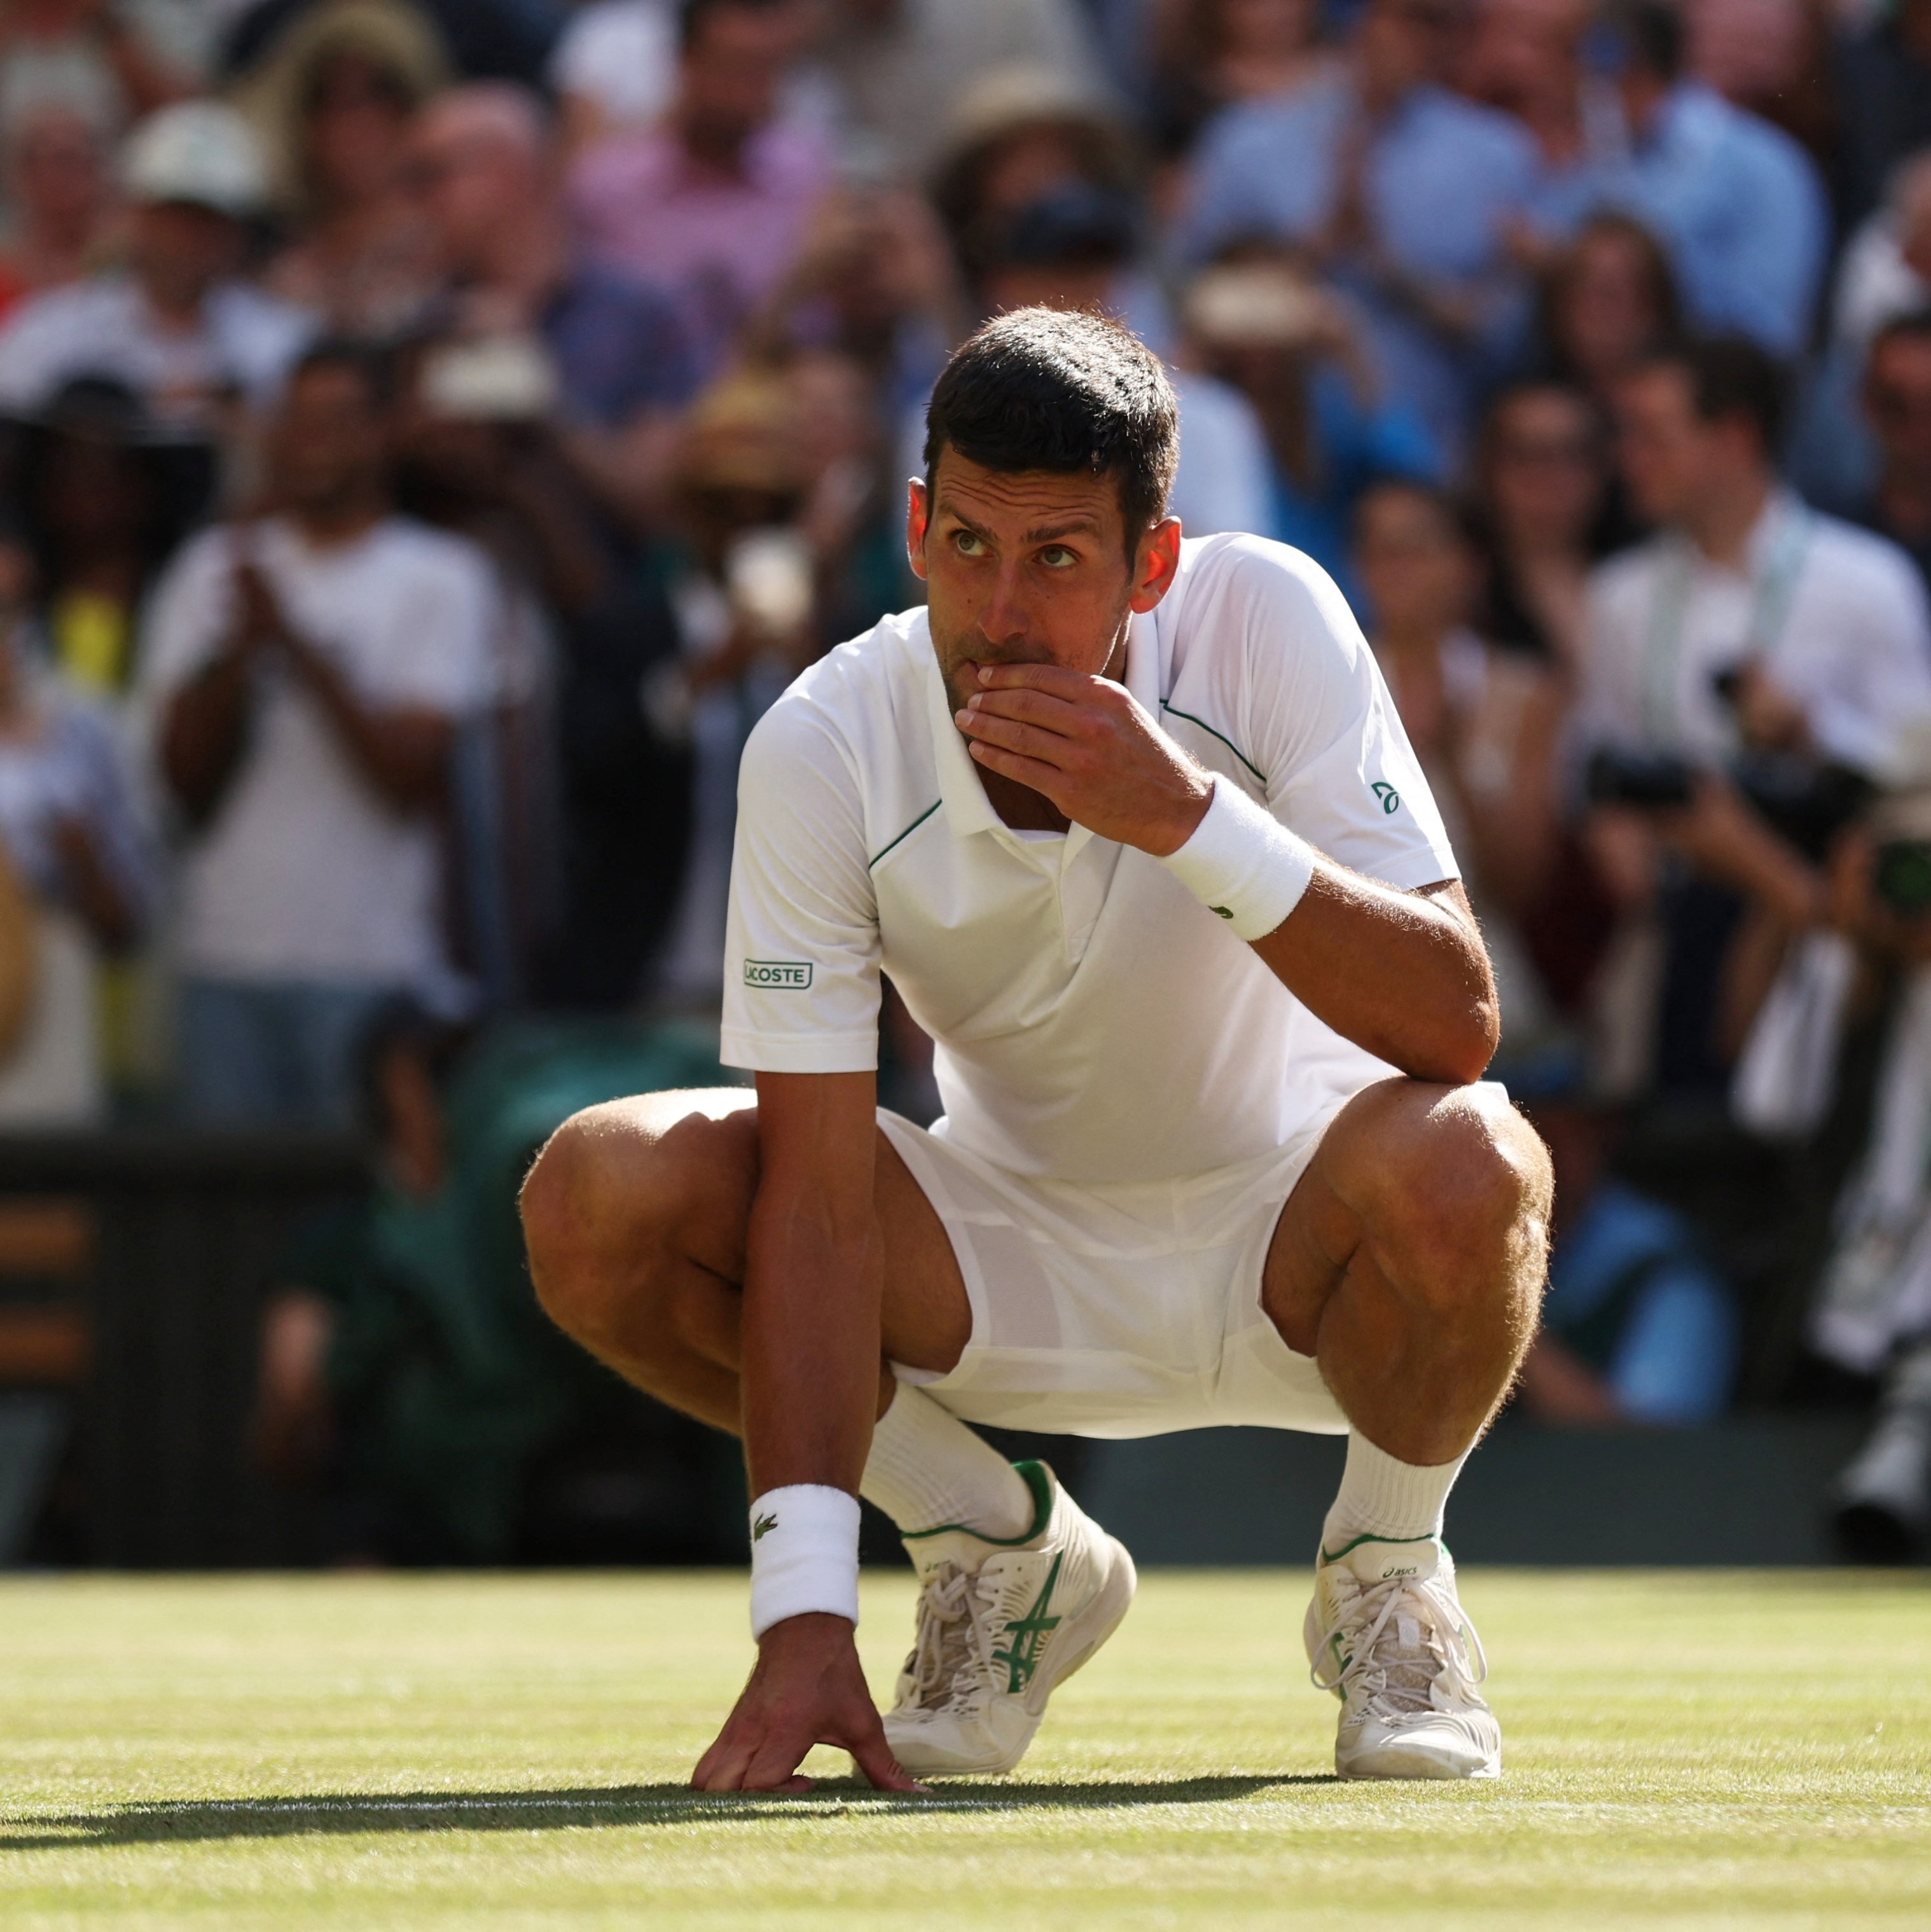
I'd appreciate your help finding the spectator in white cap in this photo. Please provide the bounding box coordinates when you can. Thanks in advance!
[0,100,313,436]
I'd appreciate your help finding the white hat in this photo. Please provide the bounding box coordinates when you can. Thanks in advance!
[121,102,269,219]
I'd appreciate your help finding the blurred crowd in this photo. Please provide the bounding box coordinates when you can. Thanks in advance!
[5,0,1931,1557]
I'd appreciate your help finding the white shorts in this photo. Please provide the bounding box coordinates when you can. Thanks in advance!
[877,1106,1353,1441]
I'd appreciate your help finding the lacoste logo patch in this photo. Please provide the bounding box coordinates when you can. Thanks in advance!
[743,960,813,989]
[752,1513,778,1541]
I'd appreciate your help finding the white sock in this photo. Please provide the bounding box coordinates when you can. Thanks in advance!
[1322,1431,1469,1549]
[861,1382,1035,1538]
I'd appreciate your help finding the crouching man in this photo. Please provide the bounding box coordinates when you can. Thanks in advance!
[522,309,1551,1791]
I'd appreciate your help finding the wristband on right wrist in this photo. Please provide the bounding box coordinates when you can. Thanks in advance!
[1156,775,1316,941]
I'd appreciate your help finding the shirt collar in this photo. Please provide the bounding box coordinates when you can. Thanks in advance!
[1742,487,1808,577]
[922,613,1000,840]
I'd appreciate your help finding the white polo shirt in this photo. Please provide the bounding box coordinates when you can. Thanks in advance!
[721,532,1458,1185]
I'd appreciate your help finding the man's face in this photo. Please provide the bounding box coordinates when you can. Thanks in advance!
[681,7,795,151]
[908,448,1176,720]
[8,106,104,230]
[1866,335,1931,479]
[1613,364,1739,527]
[412,116,534,265]
[270,364,389,513]
[1357,0,1460,96]
[1561,228,1660,382]
[130,200,244,310]
[1353,485,1474,637]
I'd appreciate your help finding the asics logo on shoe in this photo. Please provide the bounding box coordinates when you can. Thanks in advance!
[752,1512,778,1541]
[991,1552,1064,1695]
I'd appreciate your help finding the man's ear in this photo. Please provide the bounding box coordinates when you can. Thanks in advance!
[1129,515,1183,614]
[905,476,931,583]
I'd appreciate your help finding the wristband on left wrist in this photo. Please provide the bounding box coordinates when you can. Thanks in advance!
[747,1484,861,1639]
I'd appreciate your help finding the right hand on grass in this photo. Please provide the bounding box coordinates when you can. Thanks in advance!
[690,1612,922,1795]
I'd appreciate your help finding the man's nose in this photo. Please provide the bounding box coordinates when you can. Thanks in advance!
[978,561,1032,649]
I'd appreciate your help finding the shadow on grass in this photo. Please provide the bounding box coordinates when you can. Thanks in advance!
[0,1775,1332,1849]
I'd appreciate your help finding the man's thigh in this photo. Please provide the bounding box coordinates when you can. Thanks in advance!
[564,1087,969,1368]
[1259,1077,1526,1354]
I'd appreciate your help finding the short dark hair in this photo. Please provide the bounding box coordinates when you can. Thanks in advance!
[923,307,1179,552]
[1638,333,1788,455]
[291,337,395,411]
[679,0,788,51]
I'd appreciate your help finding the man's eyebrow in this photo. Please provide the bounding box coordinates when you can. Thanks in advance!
[932,501,1104,545]
[934,501,993,539]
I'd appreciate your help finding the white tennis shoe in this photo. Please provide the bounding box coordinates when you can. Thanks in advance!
[882,1461,1136,1778]
[1303,1532,1501,1780]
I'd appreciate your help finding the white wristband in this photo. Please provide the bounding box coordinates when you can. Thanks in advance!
[747,1485,861,1639]
[1157,776,1315,940]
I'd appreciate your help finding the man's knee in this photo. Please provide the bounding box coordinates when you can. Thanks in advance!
[1357,1081,1553,1308]
[520,1094,755,1347]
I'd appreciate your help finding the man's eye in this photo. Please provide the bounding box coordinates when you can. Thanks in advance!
[953,529,985,556]
[1039,546,1077,567]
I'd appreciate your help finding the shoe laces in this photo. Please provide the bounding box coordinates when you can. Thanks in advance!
[902,1562,1004,1713]
[1310,1570,1488,1723]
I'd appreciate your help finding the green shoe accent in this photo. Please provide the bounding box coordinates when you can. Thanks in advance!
[1317,1530,1443,1566]
[990,1550,1064,1694]
[899,1459,1055,1546]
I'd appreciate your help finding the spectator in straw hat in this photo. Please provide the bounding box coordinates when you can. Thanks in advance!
[243,0,450,339]
[0,100,313,435]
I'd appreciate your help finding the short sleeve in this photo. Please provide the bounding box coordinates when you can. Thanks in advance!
[1205,541,1459,888]
[720,698,882,1073]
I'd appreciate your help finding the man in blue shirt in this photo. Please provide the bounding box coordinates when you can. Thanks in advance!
[1177,0,1540,460]
[1531,2,1827,363]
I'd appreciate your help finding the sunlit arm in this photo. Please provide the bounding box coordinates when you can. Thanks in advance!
[1249,873,1498,1086]
[740,1070,887,1496]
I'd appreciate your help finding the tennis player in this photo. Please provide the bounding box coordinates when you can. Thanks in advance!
[522,309,1551,1793]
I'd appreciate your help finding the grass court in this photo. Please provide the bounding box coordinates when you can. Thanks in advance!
[0,1567,1925,1928]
